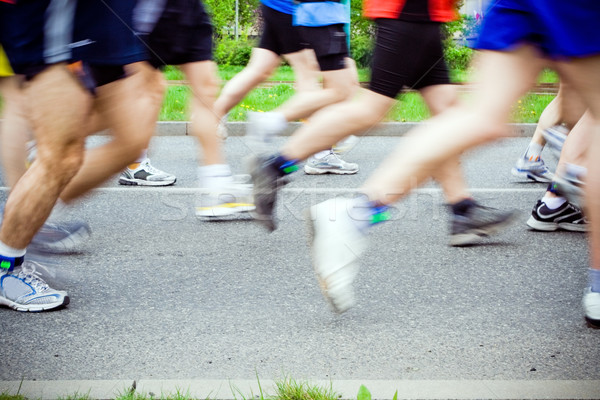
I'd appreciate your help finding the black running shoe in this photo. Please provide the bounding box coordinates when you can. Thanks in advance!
[247,155,287,232]
[450,203,517,246]
[526,199,587,232]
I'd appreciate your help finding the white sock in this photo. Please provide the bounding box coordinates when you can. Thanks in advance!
[0,240,26,258]
[134,149,149,164]
[312,150,331,160]
[542,195,566,209]
[198,164,232,189]
[524,143,543,161]
[263,112,288,134]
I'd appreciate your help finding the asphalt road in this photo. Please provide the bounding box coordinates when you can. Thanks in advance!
[0,135,598,399]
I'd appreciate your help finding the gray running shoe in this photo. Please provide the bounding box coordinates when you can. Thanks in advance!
[511,156,553,183]
[248,155,287,231]
[0,260,69,312]
[29,220,92,254]
[450,203,517,246]
[119,158,176,186]
[304,151,359,175]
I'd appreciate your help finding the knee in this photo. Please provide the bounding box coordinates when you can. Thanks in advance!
[36,139,85,183]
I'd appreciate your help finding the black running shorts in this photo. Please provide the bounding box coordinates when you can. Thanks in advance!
[258,3,306,56]
[369,19,450,98]
[146,0,213,67]
[298,24,348,71]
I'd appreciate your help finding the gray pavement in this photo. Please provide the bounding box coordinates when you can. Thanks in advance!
[0,133,599,399]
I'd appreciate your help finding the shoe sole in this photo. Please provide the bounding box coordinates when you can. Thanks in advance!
[304,165,359,175]
[450,210,518,246]
[304,207,353,314]
[118,178,176,187]
[0,295,70,312]
[585,316,600,329]
[510,168,553,183]
[29,225,92,254]
[196,204,255,218]
[526,216,587,232]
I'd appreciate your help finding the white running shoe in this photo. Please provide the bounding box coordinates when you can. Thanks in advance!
[196,175,255,218]
[511,156,553,183]
[542,124,569,158]
[304,151,359,175]
[583,287,600,328]
[119,158,176,186]
[29,220,92,253]
[0,260,69,312]
[306,197,368,313]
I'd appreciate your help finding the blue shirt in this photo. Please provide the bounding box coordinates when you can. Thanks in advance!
[261,0,295,15]
[293,1,349,27]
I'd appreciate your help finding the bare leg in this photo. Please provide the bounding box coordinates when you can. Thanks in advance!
[180,60,223,165]
[0,65,92,248]
[59,62,164,202]
[361,47,546,204]
[0,75,30,187]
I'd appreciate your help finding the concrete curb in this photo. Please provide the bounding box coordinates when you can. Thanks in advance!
[150,122,538,138]
[1,379,599,400]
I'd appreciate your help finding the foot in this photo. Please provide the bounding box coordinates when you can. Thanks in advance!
[526,199,587,232]
[450,203,517,246]
[29,220,92,254]
[247,155,287,231]
[306,198,368,313]
[196,175,255,218]
[511,157,553,183]
[118,158,176,186]
[304,151,359,175]
[0,260,69,312]
[583,287,600,328]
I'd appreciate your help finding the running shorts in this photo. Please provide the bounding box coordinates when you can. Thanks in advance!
[298,24,348,71]
[146,0,213,67]
[258,3,306,56]
[475,0,600,58]
[369,18,450,99]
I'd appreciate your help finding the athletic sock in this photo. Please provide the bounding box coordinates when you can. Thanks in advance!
[524,142,543,161]
[451,198,476,216]
[0,241,26,272]
[312,150,331,160]
[589,268,600,293]
[541,194,566,209]
[270,154,299,175]
[348,195,390,233]
[128,149,149,169]
[198,164,233,189]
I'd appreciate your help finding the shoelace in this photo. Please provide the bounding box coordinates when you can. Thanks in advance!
[18,261,50,292]
[140,160,166,176]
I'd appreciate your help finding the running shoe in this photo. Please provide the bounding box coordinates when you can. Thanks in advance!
[332,135,359,155]
[246,111,287,154]
[553,170,585,209]
[306,197,368,313]
[583,287,600,328]
[304,151,359,175]
[29,220,92,253]
[118,158,176,186]
[526,199,587,232]
[511,156,553,183]
[542,124,569,158]
[196,176,255,218]
[247,155,288,231]
[0,260,69,312]
[450,203,517,246]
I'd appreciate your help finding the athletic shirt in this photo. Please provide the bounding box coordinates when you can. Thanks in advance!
[261,0,295,15]
[364,0,458,22]
[294,0,350,27]
[73,0,146,65]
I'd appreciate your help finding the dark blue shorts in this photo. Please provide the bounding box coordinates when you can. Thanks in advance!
[475,0,600,59]
[258,3,306,56]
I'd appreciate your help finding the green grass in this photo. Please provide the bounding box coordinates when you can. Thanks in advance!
[159,66,558,123]
[1,377,342,400]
